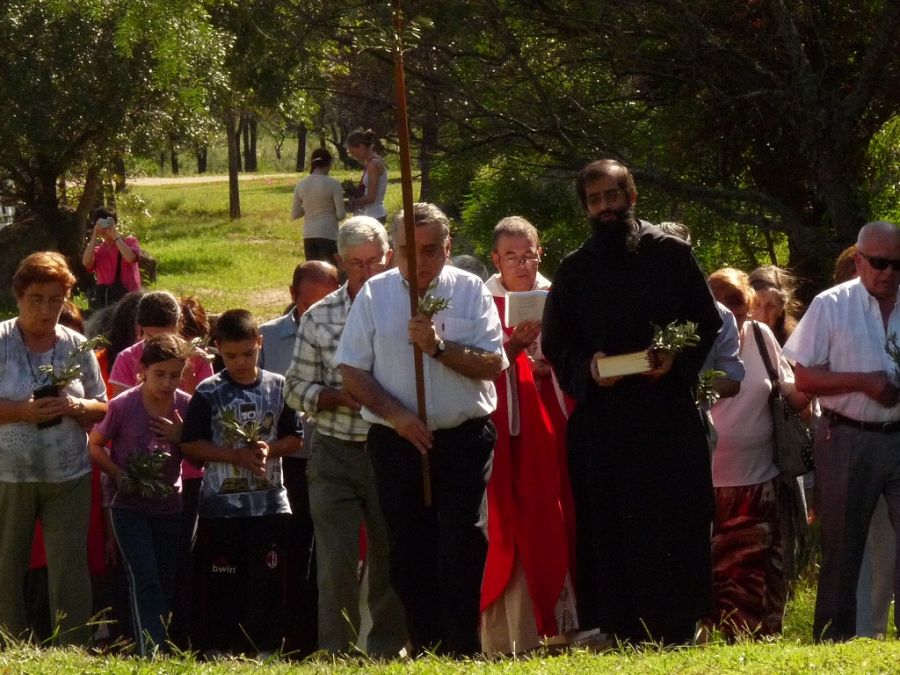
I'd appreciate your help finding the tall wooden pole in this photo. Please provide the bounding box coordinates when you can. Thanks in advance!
[393,0,432,506]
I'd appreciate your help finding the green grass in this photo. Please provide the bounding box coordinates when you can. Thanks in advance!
[3,631,900,673]
[1,575,897,672]
[118,171,411,321]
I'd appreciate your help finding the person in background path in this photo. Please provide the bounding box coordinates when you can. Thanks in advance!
[292,148,346,265]
[346,129,387,224]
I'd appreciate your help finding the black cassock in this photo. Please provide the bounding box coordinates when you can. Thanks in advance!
[542,221,722,644]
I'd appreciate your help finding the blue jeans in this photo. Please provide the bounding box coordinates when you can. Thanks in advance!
[110,508,180,655]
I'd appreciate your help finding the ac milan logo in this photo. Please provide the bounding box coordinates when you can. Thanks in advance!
[266,550,278,569]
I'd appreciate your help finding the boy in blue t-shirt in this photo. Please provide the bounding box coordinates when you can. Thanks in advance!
[181,309,301,654]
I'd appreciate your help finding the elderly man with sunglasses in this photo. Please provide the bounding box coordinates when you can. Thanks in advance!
[783,220,900,642]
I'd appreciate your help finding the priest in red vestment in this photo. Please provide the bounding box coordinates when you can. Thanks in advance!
[479,217,577,654]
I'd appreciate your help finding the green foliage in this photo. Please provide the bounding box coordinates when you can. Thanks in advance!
[455,157,586,275]
[119,447,173,499]
[650,321,701,354]
[865,115,900,224]
[219,407,262,447]
[38,335,109,388]
[417,294,452,318]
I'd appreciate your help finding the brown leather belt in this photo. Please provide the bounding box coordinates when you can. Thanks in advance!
[823,408,900,433]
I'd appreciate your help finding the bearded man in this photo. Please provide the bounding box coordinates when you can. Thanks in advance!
[542,159,722,645]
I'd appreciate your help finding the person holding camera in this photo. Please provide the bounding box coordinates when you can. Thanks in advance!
[82,207,142,309]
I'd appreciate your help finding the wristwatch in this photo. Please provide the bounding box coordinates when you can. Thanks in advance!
[431,337,446,359]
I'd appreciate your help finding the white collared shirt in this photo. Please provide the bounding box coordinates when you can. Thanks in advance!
[335,265,508,430]
[783,277,900,422]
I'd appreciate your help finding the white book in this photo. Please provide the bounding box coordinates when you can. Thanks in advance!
[593,350,653,378]
[505,290,549,326]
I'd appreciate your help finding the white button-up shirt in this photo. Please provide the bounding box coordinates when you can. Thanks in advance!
[783,278,900,422]
[335,265,508,430]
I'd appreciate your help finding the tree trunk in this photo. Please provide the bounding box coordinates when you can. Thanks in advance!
[273,132,283,161]
[235,116,244,173]
[226,110,242,219]
[74,165,103,236]
[30,166,81,271]
[196,146,208,174]
[241,113,254,173]
[248,117,258,172]
[112,156,127,192]
[332,127,354,168]
[295,124,307,172]
[170,147,179,175]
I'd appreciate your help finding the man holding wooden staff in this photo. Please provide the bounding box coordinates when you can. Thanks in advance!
[336,202,506,656]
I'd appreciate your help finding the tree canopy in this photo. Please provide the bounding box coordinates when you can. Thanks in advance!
[1,0,898,294]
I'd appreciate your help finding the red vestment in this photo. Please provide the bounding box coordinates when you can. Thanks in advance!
[480,294,574,636]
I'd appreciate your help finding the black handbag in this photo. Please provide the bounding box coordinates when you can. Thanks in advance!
[751,321,814,477]
[92,250,128,308]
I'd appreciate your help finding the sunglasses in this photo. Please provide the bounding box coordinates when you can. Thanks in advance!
[859,251,900,272]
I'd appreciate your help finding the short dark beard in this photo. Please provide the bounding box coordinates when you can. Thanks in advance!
[589,208,640,254]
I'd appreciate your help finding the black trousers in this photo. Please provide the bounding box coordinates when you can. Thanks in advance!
[368,417,495,657]
[281,456,318,657]
[192,514,290,653]
[303,238,338,266]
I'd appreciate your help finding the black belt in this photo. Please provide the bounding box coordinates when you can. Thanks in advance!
[823,408,900,433]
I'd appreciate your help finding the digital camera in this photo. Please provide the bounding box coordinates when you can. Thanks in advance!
[98,217,115,229]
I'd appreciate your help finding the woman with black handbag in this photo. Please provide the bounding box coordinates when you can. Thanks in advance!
[704,268,810,640]
[82,207,142,309]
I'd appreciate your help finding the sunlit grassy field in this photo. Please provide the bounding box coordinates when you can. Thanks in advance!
[119,170,411,321]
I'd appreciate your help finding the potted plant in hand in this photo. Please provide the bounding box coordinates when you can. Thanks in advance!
[36,335,108,428]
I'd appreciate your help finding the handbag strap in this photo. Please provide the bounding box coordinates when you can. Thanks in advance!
[751,320,780,390]
[114,249,123,284]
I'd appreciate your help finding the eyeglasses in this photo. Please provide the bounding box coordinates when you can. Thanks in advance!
[346,258,386,273]
[24,294,67,309]
[587,188,626,206]
[500,255,541,267]
[858,251,900,272]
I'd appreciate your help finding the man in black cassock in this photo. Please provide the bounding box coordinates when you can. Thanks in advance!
[542,159,722,645]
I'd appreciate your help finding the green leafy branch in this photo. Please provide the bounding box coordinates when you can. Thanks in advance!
[119,447,173,499]
[219,408,263,448]
[697,369,727,406]
[417,294,451,318]
[650,320,700,354]
[38,335,109,388]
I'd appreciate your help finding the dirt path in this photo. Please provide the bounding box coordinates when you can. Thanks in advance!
[129,172,299,186]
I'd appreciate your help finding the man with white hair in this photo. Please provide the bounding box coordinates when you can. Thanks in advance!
[784,221,900,642]
[284,216,406,656]
[336,203,507,656]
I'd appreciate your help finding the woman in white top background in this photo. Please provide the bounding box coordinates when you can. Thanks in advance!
[705,267,809,640]
[347,129,387,224]
[292,148,346,264]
